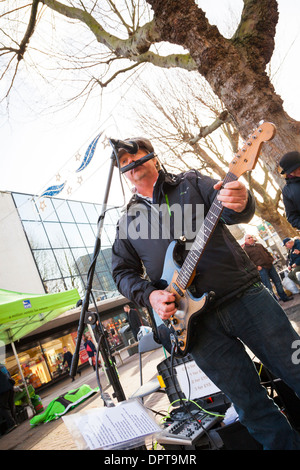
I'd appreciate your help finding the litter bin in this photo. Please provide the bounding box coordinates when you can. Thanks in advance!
[119,325,138,356]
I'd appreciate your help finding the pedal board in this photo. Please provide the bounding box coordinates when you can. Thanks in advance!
[157,410,222,446]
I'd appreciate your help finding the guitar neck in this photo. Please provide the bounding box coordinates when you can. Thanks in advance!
[176,171,238,290]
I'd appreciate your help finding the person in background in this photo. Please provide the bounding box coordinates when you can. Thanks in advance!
[83,335,97,371]
[283,237,300,287]
[279,151,300,230]
[243,234,293,302]
[62,347,81,381]
[0,363,17,434]
[123,304,143,341]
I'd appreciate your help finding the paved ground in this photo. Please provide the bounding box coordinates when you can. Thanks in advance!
[1,293,300,451]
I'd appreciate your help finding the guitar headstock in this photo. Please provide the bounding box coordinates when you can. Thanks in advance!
[228,122,276,178]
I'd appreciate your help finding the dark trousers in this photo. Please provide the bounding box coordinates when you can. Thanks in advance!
[0,390,16,431]
[259,265,289,300]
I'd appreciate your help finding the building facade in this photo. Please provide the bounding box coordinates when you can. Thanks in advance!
[8,191,120,299]
[0,191,147,390]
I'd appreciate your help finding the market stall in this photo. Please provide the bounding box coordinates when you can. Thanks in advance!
[0,287,80,425]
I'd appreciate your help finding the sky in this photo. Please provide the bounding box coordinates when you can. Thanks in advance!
[1,0,300,210]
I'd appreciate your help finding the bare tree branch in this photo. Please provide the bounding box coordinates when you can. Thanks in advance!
[93,61,141,87]
[17,0,40,61]
[189,110,231,144]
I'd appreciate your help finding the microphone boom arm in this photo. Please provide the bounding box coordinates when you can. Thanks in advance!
[120,152,154,173]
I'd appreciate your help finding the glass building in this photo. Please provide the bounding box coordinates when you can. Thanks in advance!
[0,191,149,391]
[11,192,121,300]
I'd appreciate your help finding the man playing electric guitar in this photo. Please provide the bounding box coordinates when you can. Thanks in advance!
[112,132,300,450]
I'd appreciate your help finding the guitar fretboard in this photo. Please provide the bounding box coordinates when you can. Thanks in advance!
[176,171,238,290]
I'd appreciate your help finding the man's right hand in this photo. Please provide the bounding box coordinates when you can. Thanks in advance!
[149,290,177,320]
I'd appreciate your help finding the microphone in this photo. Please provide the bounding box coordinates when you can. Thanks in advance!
[110,138,139,155]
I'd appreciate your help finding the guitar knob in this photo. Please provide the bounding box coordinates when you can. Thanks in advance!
[172,318,178,325]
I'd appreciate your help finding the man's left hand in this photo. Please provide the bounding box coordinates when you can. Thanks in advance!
[214,180,248,212]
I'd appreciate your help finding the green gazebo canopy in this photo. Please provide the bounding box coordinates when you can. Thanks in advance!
[0,288,80,345]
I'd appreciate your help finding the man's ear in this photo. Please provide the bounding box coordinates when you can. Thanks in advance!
[154,157,161,171]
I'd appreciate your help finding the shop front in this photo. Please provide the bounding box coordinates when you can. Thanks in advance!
[102,312,128,350]
[99,305,149,352]
[5,326,90,389]
[3,295,150,391]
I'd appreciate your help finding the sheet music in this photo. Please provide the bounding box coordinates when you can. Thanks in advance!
[63,399,161,450]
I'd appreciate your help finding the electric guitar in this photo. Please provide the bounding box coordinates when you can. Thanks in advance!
[154,121,276,356]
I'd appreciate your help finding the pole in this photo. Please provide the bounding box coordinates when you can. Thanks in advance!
[11,341,35,415]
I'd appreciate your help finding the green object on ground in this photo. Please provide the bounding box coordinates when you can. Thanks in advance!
[30,384,98,427]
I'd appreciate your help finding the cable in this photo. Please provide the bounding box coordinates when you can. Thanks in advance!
[168,398,225,419]
[170,340,188,408]
[95,333,104,397]
[182,358,192,401]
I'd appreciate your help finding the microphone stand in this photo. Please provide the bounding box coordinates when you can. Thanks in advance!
[70,146,126,405]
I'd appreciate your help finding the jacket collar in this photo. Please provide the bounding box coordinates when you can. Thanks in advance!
[285,175,300,184]
[126,170,180,208]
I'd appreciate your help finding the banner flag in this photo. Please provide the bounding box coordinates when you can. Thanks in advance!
[40,182,66,198]
[75,133,102,173]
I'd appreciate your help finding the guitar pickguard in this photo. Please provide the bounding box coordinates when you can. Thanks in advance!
[153,241,212,356]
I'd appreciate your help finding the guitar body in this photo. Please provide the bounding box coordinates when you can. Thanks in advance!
[153,241,212,356]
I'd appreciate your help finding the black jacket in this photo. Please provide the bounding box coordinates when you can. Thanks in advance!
[63,351,73,368]
[112,170,259,311]
[288,239,300,267]
[282,176,300,230]
[0,364,14,394]
[84,340,96,358]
